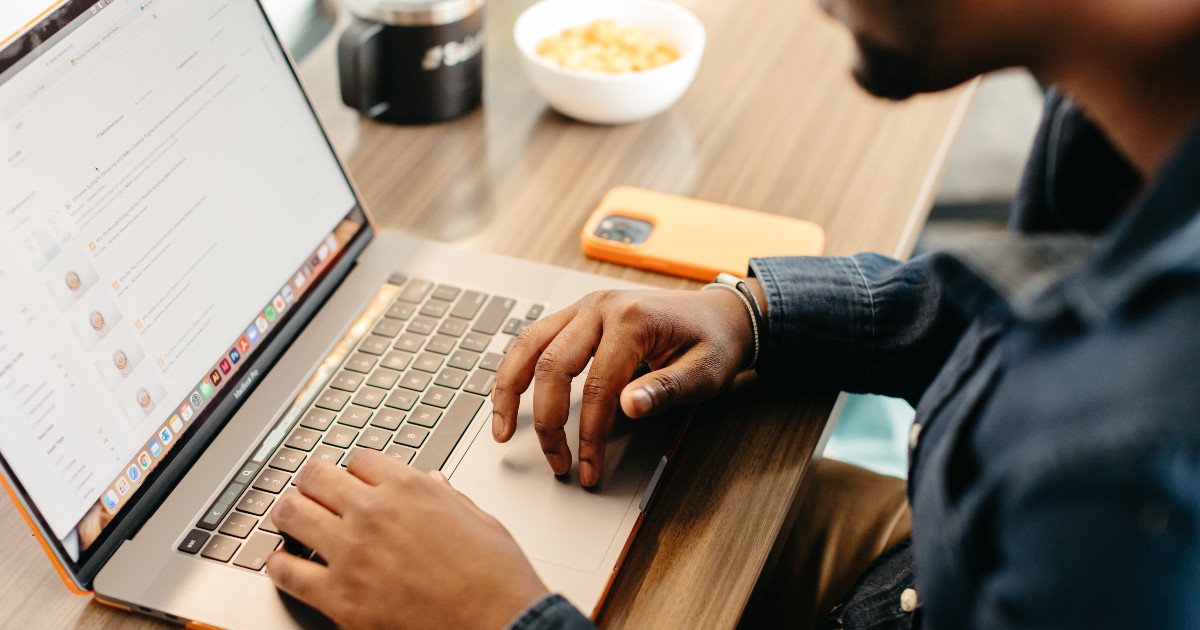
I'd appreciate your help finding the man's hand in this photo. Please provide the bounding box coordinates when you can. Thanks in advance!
[266,452,549,630]
[491,286,757,487]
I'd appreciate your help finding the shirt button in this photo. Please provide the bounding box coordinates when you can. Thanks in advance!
[909,423,922,449]
[900,587,919,612]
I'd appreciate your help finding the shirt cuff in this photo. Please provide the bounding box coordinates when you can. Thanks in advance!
[748,256,874,381]
[504,593,595,630]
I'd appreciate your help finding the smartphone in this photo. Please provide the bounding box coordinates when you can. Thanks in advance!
[581,187,825,281]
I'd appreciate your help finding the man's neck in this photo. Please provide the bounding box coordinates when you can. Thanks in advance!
[1040,7,1200,181]
[1057,69,1200,181]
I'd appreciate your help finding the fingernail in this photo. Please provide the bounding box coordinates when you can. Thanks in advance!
[581,461,596,487]
[430,471,448,484]
[630,388,653,416]
[491,411,503,437]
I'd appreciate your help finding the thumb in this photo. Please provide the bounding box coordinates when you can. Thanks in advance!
[620,349,722,418]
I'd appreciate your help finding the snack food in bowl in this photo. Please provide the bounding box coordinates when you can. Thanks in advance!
[536,19,680,74]
[514,0,706,125]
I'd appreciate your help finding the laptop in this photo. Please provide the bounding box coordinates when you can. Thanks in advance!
[0,1,677,626]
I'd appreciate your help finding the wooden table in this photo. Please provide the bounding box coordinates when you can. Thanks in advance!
[0,0,971,627]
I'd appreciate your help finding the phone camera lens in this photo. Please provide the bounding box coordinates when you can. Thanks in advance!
[599,231,612,240]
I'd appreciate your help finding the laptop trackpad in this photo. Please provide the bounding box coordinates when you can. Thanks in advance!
[449,385,671,573]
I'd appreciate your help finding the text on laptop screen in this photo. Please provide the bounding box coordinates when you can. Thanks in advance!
[0,0,360,562]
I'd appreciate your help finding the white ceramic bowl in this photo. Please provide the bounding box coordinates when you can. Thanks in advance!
[513,0,706,125]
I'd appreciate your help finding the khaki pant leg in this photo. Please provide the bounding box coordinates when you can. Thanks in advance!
[745,459,913,628]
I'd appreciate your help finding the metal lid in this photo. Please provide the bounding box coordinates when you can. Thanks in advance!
[344,0,484,26]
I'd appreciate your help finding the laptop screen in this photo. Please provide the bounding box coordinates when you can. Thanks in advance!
[0,0,366,568]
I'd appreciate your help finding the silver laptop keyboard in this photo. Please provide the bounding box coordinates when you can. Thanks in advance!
[175,274,543,572]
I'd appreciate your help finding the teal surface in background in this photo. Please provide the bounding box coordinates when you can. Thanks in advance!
[824,395,914,480]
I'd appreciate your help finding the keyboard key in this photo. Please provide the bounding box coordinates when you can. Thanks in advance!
[252,469,291,494]
[236,490,274,516]
[463,370,496,396]
[450,291,488,320]
[408,406,442,428]
[380,350,415,371]
[436,368,468,389]
[270,448,306,473]
[233,532,283,571]
[352,387,386,409]
[218,483,246,506]
[219,513,258,539]
[407,317,438,336]
[345,352,377,374]
[286,428,321,452]
[394,425,430,449]
[421,386,455,408]
[386,445,417,464]
[324,426,359,449]
[371,409,406,430]
[397,279,433,303]
[399,372,432,392]
[356,427,392,451]
[384,389,418,411]
[387,273,409,286]
[472,297,516,334]
[394,333,425,353]
[338,405,373,428]
[432,285,461,301]
[315,389,349,412]
[419,300,450,319]
[526,304,545,320]
[373,319,404,338]
[447,350,480,371]
[425,335,456,355]
[386,302,415,320]
[366,368,401,389]
[330,371,365,392]
[411,393,485,472]
[503,337,517,354]
[300,408,336,431]
[479,352,503,372]
[459,333,490,353]
[201,535,240,562]
[310,445,343,466]
[198,501,233,531]
[358,335,390,356]
[502,317,526,336]
[179,529,210,554]
[437,319,468,338]
[413,352,444,373]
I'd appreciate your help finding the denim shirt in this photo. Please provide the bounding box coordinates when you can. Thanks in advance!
[509,92,1200,629]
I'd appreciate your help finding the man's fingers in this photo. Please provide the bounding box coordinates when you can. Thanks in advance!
[271,492,344,555]
[491,306,577,443]
[576,335,644,487]
[346,448,407,486]
[294,461,370,515]
[266,551,333,612]
[621,347,723,418]
[532,318,601,476]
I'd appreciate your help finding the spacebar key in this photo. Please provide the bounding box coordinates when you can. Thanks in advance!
[471,296,515,335]
[410,393,484,473]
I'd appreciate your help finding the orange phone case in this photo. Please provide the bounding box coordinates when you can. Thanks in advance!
[581,187,825,281]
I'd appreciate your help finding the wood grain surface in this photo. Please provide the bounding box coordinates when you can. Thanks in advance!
[0,0,970,627]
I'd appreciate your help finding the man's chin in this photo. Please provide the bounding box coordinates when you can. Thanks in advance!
[850,39,938,101]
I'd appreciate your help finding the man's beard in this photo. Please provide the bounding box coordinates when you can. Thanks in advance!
[851,36,938,101]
